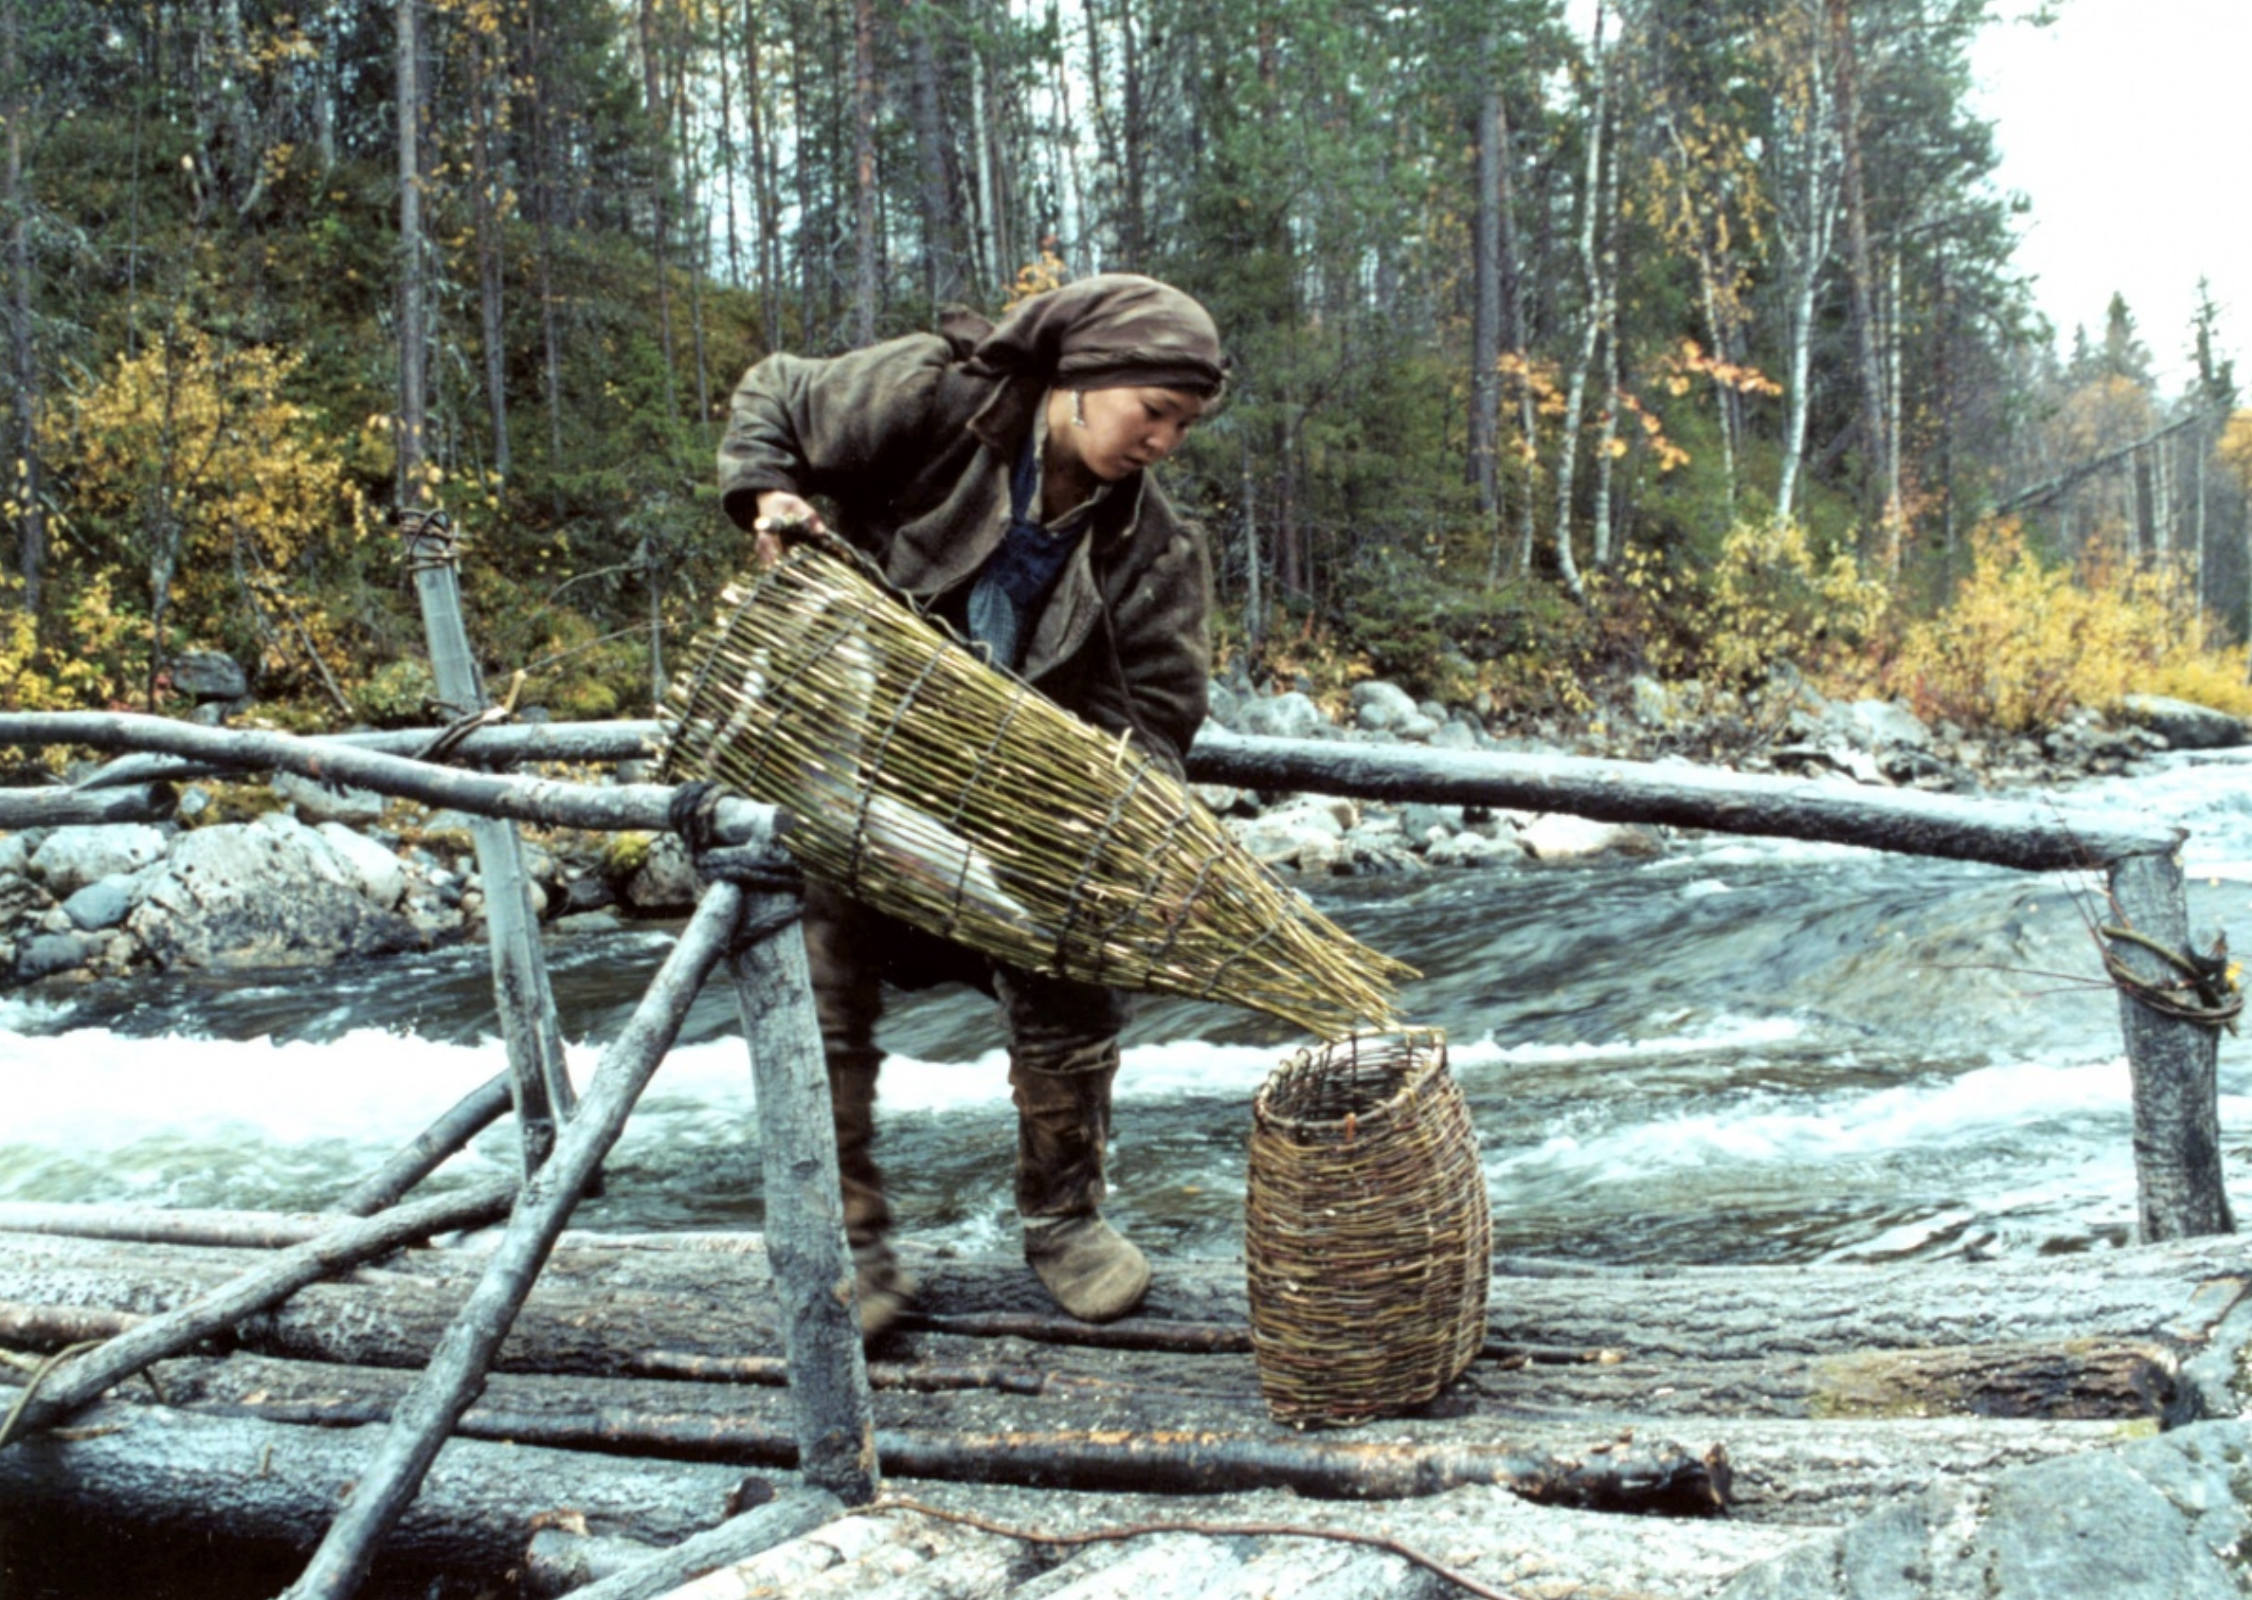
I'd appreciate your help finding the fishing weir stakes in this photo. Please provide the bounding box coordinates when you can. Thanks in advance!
[0,711,2245,1599]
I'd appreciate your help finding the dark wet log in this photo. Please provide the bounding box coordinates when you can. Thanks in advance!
[0,779,175,827]
[537,1486,848,1600]
[0,712,781,848]
[1188,728,2176,871]
[2108,849,2235,1241]
[0,1394,777,1578]
[338,1071,516,1216]
[725,889,879,1504]
[280,884,742,1600]
[0,1177,514,1441]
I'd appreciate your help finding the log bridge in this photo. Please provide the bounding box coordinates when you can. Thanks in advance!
[0,698,2243,1600]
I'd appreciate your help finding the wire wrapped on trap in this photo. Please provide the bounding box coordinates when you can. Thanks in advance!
[655,545,1414,1038]
[1245,1028,1491,1427]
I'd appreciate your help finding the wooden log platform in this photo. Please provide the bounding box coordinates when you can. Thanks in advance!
[4,1214,2250,1598]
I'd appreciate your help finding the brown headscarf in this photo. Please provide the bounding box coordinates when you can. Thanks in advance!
[943,274,1228,400]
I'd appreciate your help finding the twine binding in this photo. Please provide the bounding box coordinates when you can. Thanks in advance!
[1245,1028,1492,1427]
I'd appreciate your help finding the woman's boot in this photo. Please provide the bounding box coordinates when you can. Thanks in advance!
[1009,1054,1149,1322]
[829,1052,914,1338]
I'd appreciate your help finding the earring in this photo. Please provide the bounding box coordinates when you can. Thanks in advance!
[1071,391,1089,430]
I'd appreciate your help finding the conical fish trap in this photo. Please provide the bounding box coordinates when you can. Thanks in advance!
[656,545,1414,1037]
[1245,1029,1491,1427]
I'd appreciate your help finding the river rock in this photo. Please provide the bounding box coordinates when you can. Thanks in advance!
[1204,679,1241,729]
[167,650,248,704]
[1235,691,1333,741]
[0,833,25,879]
[273,769,389,826]
[1718,1417,2252,1600]
[60,876,137,932]
[1427,829,1514,867]
[1822,697,1933,751]
[1352,680,1420,733]
[14,930,93,980]
[29,824,169,897]
[1231,796,1356,870]
[1630,675,1675,727]
[1518,813,1653,861]
[1429,717,1481,752]
[622,833,700,914]
[2118,693,2248,751]
[316,822,408,909]
[127,813,422,970]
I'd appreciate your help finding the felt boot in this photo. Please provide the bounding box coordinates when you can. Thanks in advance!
[1011,1053,1149,1322]
[830,1053,914,1339]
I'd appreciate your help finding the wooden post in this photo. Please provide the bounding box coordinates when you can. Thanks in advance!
[339,1071,515,1216]
[2107,848,2235,1240]
[725,886,879,1506]
[401,513,575,1174]
[280,880,748,1600]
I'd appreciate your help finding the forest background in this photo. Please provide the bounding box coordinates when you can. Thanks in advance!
[4,0,2251,746]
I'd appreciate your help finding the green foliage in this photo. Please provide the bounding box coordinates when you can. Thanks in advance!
[353,660,440,728]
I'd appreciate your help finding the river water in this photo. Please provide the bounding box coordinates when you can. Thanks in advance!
[8,753,2252,1270]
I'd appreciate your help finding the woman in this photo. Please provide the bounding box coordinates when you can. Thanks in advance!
[716,274,1227,1335]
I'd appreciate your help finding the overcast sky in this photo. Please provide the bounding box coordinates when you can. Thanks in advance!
[1966,0,2245,391]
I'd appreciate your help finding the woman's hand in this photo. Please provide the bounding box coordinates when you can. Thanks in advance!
[752,491,826,566]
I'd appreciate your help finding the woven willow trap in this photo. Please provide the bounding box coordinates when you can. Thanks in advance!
[656,545,1414,1037]
[1245,1028,1491,1427]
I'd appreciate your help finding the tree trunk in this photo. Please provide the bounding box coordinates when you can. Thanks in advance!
[1468,32,1503,531]
[396,0,428,510]
[525,0,567,486]
[1546,1,1608,602]
[471,28,510,481]
[637,0,678,419]
[907,0,960,308]
[2,0,42,619]
[1826,0,1899,567]
[851,0,879,344]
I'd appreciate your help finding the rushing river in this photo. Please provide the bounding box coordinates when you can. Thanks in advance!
[9,751,2252,1270]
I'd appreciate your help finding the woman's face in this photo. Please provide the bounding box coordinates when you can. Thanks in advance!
[1048,386,1209,483]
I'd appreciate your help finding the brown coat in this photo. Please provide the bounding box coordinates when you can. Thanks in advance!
[716,330,1211,776]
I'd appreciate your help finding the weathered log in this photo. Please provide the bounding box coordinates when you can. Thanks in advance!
[338,1069,516,1215]
[535,1484,848,1600]
[0,712,781,847]
[152,1350,1727,1514]
[1185,727,2177,871]
[6,1230,2244,1405]
[0,1202,384,1250]
[0,1394,778,1578]
[0,779,175,828]
[71,719,669,790]
[280,883,743,1600]
[0,1176,514,1442]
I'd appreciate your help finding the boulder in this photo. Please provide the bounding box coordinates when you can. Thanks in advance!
[168,650,248,704]
[0,833,26,879]
[1427,829,1513,868]
[622,833,701,914]
[1351,680,1420,734]
[1204,679,1242,729]
[1231,796,1356,870]
[1630,675,1675,727]
[14,930,93,981]
[60,876,138,932]
[29,824,168,897]
[1236,691,1334,741]
[1428,718,1481,752]
[1518,814,1654,861]
[2117,693,2249,751]
[1822,697,1933,751]
[316,822,409,909]
[127,812,422,970]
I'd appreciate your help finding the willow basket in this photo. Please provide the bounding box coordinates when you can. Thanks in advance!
[1245,1028,1491,1427]
[655,545,1415,1038]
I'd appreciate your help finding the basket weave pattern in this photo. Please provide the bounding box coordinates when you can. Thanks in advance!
[1245,1029,1492,1426]
[656,547,1414,1038]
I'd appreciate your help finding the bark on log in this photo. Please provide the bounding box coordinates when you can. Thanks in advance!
[0,712,780,848]
[280,884,742,1600]
[1186,727,2176,871]
[72,720,669,790]
[0,1176,514,1441]
[5,1230,2242,1407]
[535,1484,847,1600]
[2108,848,2236,1240]
[0,780,175,828]
[0,1394,778,1578]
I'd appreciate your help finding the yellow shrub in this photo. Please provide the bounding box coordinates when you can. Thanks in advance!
[0,572,140,710]
[1885,521,2250,732]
